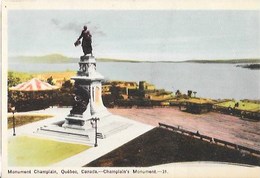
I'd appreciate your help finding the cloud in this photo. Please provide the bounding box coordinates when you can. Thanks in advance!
[51,19,61,26]
[61,22,85,33]
[50,18,89,33]
[92,26,106,36]
[50,19,105,36]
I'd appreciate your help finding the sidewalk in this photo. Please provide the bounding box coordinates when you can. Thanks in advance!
[7,107,154,167]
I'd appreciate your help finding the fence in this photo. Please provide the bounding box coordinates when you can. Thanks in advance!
[158,122,260,158]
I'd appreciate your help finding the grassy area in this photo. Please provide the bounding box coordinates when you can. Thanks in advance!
[8,114,53,129]
[186,98,215,104]
[169,98,215,104]
[87,128,260,167]
[215,100,260,112]
[8,136,90,166]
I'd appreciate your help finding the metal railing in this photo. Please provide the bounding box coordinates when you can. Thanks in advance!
[158,122,260,157]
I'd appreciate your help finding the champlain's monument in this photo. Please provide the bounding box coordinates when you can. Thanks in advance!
[62,25,110,130]
[61,54,110,130]
[38,26,111,142]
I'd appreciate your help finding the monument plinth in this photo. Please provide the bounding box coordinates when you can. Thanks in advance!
[62,55,110,130]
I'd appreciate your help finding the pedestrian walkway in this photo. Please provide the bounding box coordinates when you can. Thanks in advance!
[7,107,154,167]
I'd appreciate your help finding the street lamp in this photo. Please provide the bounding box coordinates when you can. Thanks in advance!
[91,117,100,147]
[11,107,16,136]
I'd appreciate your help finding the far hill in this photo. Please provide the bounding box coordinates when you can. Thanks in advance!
[96,58,141,63]
[10,54,75,63]
[9,54,139,63]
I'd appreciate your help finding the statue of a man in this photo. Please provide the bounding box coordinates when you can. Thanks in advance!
[74,25,93,56]
[70,84,90,115]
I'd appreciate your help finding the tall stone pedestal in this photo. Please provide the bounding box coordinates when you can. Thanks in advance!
[37,55,111,144]
[62,55,110,130]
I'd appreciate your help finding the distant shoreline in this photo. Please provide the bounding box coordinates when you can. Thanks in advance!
[236,64,260,70]
[9,54,260,64]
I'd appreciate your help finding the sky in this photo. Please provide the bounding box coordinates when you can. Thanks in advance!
[8,10,260,61]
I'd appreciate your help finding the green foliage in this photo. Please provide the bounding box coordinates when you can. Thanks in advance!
[8,91,56,112]
[8,71,33,87]
[46,76,54,85]
[61,79,74,94]
[8,72,20,88]
[62,79,73,89]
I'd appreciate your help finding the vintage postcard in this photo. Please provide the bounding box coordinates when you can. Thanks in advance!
[1,0,260,177]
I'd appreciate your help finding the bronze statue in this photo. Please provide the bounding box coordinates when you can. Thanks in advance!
[70,83,90,115]
[75,25,93,56]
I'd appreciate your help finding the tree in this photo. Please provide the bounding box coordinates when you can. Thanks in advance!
[47,76,54,85]
[8,72,21,87]
[62,79,73,89]
[187,90,192,97]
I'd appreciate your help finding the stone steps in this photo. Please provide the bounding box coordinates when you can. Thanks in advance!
[35,125,93,144]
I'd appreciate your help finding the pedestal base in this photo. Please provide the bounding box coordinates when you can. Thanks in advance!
[36,113,142,146]
[62,115,88,130]
[62,102,111,131]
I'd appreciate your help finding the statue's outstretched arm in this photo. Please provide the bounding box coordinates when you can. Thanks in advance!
[74,31,83,46]
[77,31,83,41]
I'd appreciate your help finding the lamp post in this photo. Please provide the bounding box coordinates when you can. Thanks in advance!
[91,117,99,147]
[11,107,16,136]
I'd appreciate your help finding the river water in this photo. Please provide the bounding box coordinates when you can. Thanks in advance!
[9,62,260,100]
